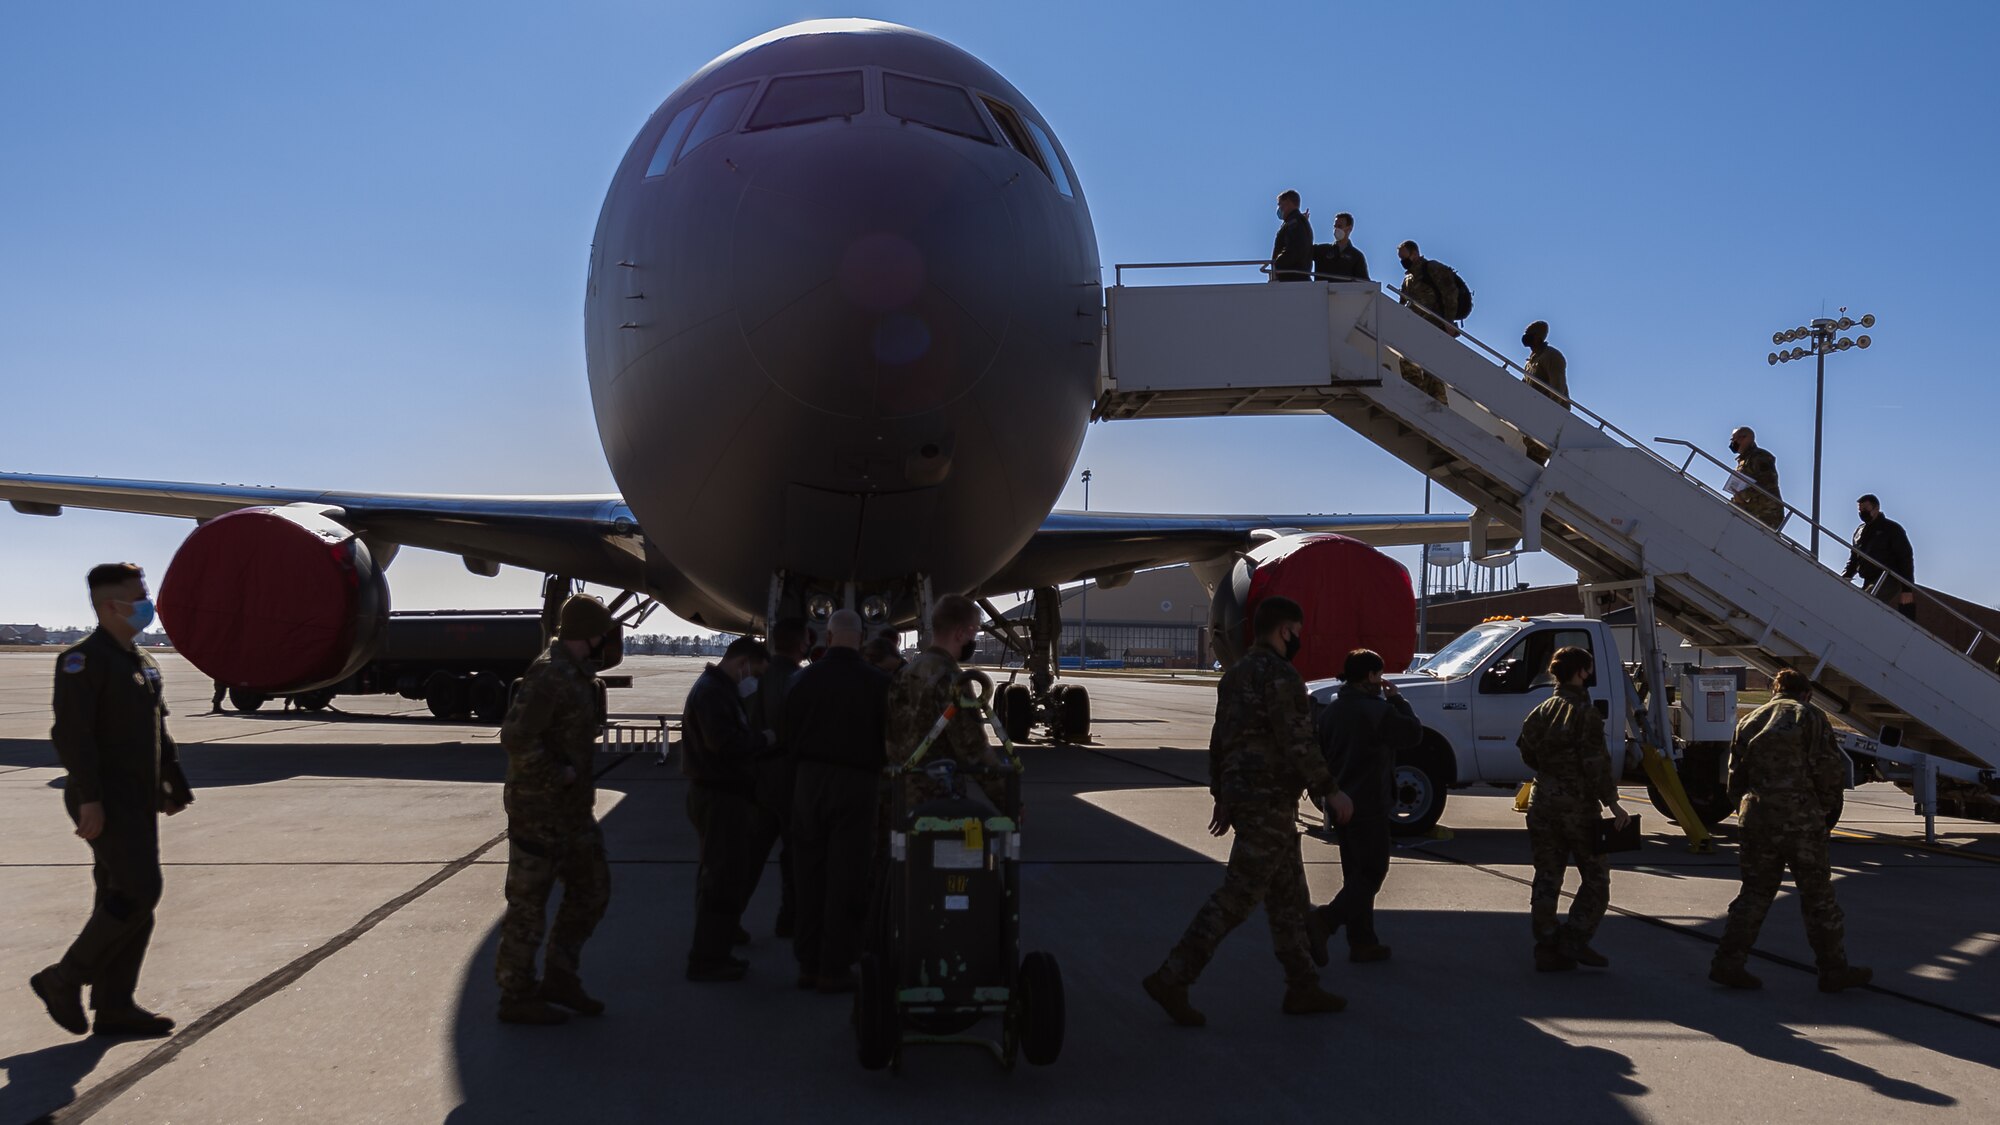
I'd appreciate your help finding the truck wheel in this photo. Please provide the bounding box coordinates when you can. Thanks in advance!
[228,687,268,713]
[294,688,336,712]
[998,684,1034,744]
[1054,685,1091,743]
[855,954,898,1071]
[468,672,509,722]
[424,672,466,720]
[1389,734,1452,837]
[1017,951,1065,1066]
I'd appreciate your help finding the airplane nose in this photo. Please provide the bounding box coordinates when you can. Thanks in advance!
[731,128,1018,420]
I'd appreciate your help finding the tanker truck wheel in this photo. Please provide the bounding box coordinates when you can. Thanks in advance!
[468,672,510,722]
[228,687,269,713]
[424,672,467,720]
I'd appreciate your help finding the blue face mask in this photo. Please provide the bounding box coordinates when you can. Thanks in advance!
[124,598,155,634]
[1276,206,1287,221]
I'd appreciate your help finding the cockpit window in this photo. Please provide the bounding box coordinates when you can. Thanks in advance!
[980,96,1074,198]
[884,74,991,141]
[1022,118,1075,198]
[644,100,703,178]
[980,97,1042,170]
[747,71,865,130]
[680,82,756,158]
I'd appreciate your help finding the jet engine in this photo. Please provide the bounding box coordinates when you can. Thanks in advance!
[157,506,390,693]
[1207,534,1417,682]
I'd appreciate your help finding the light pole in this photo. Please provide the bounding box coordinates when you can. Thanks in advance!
[1078,468,1091,668]
[1767,310,1877,556]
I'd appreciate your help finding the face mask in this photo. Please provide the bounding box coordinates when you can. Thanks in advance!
[1861,510,1876,522]
[738,675,759,699]
[1522,333,1536,348]
[124,598,155,634]
[586,637,607,667]
[1282,631,1302,662]
[958,639,977,662]
[1276,206,1287,221]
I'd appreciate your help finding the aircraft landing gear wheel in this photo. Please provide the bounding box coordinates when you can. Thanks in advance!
[424,672,466,720]
[1016,951,1065,1066]
[468,672,509,722]
[1053,685,1090,743]
[228,687,268,713]
[998,683,1035,744]
[855,953,898,1071]
[1389,734,1452,837]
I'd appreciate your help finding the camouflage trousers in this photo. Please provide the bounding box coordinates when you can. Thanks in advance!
[1715,794,1847,970]
[1733,494,1786,531]
[1399,358,1449,406]
[496,812,610,1000]
[1160,800,1316,987]
[1526,798,1610,949]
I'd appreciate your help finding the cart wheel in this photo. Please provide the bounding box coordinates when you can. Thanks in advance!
[856,954,898,1071]
[1018,951,1065,1066]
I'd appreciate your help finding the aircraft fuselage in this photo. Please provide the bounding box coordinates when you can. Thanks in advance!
[585,21,1101,627]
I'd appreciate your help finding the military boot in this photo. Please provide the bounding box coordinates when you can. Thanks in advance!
[540,969,605,1016]
[1534,944,1578,973]
[1708,962,1763,990]
[1561,936,1609,968]
[91,1005,175,1038]
[1281,981,1348,1015]
[30,966,87,1035]
[1818,965,1873,994]
[1140,970,1206,1028]
[497,996,570,1025]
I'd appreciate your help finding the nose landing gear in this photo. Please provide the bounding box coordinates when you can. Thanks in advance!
[981,586,1091,745]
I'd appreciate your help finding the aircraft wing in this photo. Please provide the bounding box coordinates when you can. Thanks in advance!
[0,471,657,592]
[980,510,1502,594]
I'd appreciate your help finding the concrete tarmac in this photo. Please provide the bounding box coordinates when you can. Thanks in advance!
[2,652,1996,1123]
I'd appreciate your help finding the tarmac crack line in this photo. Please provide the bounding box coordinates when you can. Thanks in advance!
[34,748,636,1122]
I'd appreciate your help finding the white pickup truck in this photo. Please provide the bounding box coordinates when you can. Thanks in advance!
[1307,614,1741,835]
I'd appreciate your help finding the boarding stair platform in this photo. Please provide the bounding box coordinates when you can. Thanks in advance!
[1096,263,2000,816]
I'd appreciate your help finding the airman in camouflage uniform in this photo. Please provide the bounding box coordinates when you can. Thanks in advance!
[1710,671,1871,992]
[1517,647,1627,971]
[1395,241,1454,404]
[884,595,997,813]
[1144,597,1351,1026]
[494,595,616,1025]
[1728,426,1786,530]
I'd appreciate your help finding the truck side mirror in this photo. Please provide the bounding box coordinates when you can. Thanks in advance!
[1478,669,1505,694]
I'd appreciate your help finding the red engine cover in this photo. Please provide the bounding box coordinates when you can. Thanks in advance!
[1213,534,1416,681]
[158,507,390,693]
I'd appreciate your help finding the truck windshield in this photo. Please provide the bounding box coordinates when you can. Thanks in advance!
[1421,622,1522,680]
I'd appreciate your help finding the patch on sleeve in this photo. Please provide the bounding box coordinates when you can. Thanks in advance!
[61,653,86,674]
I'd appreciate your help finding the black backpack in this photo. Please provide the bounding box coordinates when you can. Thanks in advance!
[1428,260,1473,321]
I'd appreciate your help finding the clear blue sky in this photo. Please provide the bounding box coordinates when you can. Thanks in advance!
[4,2,1996,630]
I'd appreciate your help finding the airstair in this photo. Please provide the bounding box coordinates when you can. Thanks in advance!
[1097,264,2000,816]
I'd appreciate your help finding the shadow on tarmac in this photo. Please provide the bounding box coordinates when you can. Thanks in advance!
[0,1037,116,1124]
[431,749,1990,1122]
